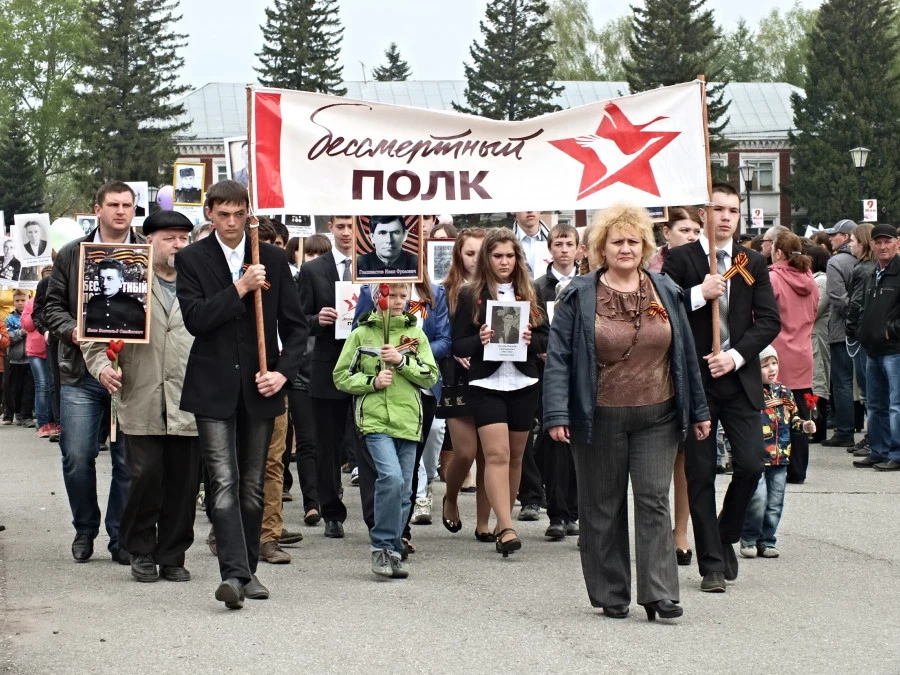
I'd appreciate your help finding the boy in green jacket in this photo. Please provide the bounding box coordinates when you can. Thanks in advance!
[333,282,438,579]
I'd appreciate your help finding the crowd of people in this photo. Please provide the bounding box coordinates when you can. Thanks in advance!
[1,179,897,619]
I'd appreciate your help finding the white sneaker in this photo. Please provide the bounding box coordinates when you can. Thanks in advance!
[412,497,432,524]
[740,543,758,558]
[760,546,780,558]
[350,467,359,486]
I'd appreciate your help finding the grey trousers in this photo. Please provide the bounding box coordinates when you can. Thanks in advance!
[572,400,680,607]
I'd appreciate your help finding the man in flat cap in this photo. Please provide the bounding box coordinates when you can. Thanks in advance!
[176,167,202,205]
[83,210,200,583]
[84,258,147,338]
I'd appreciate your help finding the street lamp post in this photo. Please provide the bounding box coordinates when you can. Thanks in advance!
[738,163,755,233]
[849,147,870,221]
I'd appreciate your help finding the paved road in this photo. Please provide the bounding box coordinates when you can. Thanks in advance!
[2,424,899,673]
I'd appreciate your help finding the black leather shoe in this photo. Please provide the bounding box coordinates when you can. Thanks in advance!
[565,521,580,536]
[244,574,269,599]
[544,520,566,540]
[822,434,855,447]
[700,571,726,593]
[602,605,629,619]
[874,460,900,471]
[722,542,739,581]
[324,520,344,538]
[110,547,131,565]
[853,455,880,468]
[215,578,244,609]
[160,565,191,582]
[642,599,683,621]
[676,548,693,566]
[71,534,93,562]
[130,554,158,582]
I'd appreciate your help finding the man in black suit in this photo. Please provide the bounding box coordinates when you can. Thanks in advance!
[174,180,308,610]
[662,183,780,593]
[297,215,355,538]
[356,215,418,278]
[22,221,48,257]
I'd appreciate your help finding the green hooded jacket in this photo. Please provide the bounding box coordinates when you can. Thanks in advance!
[333,311,438,441]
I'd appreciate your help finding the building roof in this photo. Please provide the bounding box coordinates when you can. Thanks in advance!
[174,80,801,144]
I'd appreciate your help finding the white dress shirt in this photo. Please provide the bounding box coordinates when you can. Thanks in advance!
[469,282,539,392]
[550,265,577,283]
[332,247,351,279]
[216,232,246,282]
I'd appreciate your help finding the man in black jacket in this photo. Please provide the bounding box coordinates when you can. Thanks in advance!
[663,183,781,593]
[44,181,142,565]
[175,180,308,609]
[848,223,900,471]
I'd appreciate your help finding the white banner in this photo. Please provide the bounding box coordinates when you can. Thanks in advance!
[863,199,878,222]
[751,208,764,228]
[251,81,709,215]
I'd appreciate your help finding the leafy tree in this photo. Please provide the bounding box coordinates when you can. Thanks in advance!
[372,42,412,81]
[455,0,563,120]
[256,0,346,95]
[595,16,632,81]
[789,0,900,224]
[756,2,818,86]
[0,117,44,228]
[73,0,189,191]
[548,0,601,80]
[718,18,762,82]
[624,0,731,159]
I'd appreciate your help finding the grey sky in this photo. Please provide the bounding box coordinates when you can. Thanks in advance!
[178,0,822,90]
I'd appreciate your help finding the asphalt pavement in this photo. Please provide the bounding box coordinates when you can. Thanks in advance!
[1,423,899,674]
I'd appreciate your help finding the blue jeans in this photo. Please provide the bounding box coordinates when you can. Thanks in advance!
[28,356,51,428]
[59,376,129,551]
[741,465,787,549]
[865,353,900,463]
[365,433,417,557]
[830,342,855,437]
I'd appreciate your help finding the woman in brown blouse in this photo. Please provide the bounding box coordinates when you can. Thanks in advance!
[543,204,710,622]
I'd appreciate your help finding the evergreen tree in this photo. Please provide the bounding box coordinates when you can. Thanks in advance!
[0,116,44,228]
[372,42,412,81]
[624,0,731,159]
[454,0,563,121]
[73,0,189,190]
[789,0,900,224]
[718,18,761,82]
[256,0,346,95]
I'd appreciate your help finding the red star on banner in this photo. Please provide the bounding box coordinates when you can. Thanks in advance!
[548,103,681,200]
[344,293,358,311]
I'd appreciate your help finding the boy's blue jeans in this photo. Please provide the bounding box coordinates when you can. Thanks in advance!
[741,465,787,549]
[365,433,416,557]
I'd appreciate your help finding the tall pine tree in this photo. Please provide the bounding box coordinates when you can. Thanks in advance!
[454,0,563,121]
[372,43,412,81]
[0,116,44,228]
[256,0,346,95]
[789,0,900,224]
[73,0,188,190]
[624,0,731,159]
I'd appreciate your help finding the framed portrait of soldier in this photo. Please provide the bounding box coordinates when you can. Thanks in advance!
[172,162,206,207]
[352,215,424,283]
[0,236,20,286]
[224,137,249,187]
[76,243,153,343]
[426,238,454,283]
[75,214,98,235]
[483,300,529,362]
[125,181,149,217]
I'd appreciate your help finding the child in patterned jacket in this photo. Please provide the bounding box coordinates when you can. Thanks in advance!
[741,345,816,559]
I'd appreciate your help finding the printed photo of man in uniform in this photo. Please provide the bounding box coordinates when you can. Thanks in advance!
[355,215,419,279]
[84,258,147,338]
[0,238,21,282]
[175,167,202,205]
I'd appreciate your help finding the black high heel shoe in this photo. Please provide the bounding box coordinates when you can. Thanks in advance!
[495,528,521,557]
[641,599,683,622]
[676,548,693,566]
[474,530,496,543]
[602,605,629,619]
[442,496,462,533]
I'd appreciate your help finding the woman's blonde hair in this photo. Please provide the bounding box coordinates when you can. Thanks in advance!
[588,204,657,269]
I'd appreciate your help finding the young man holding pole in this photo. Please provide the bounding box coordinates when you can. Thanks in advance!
[175,180,308,609]
[662,183,780,593]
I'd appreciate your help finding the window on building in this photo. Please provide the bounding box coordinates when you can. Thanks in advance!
[744,159,776,192]
[214,160,227,183]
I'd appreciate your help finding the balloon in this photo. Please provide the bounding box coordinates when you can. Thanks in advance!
[157,185,174,210]
[49,218,84,252]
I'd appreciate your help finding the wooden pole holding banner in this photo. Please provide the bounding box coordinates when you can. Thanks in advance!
[698,74,720,355]
[246,85,268,376]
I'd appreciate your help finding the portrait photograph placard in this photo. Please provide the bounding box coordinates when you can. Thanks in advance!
[0,236,19,287]
[76,243,153,343]
[224,137,249,187]
[426,238,454,283]
[352,215,423,283]
[285,214,315,240]
[12,213,52,288]
[484,299,530,362]
[125,181,149,217]
[173,162,206,207]
[335,281,363,339]
[76,214,98,235]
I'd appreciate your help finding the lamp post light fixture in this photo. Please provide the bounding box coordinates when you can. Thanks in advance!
[738,163,755,233]
[849,147,870,220]
[148,185,160,213]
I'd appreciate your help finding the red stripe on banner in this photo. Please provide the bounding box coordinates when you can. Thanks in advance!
[254,92,284,209]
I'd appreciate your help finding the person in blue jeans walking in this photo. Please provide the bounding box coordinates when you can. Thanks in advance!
[333,282,438,579]
[44,182,143,564]
[741,346,815,559]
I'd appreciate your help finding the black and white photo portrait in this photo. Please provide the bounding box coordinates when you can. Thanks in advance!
[13,213,52,281]
[173,163,205,206]
[224,137,249,187]
[490,305,522,344]
[354,214,422,282]
[126,181,149,217]
[0,238,20,283]
[427,238,454,283]
[483,299,530,362]
[76,215,98,235]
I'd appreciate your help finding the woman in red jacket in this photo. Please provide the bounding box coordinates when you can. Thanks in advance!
[769,231,820,483]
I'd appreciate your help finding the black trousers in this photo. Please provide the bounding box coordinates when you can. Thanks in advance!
[311,396,350,523]
[196,402,273,583]
[286,389,320,513]
[4,362,34,420]
[540,432,578,523]
[517,416,546,506]
[787,387,811,483]
[47,337,60,424]
[119,434,200,566]
[684,375,766,576]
